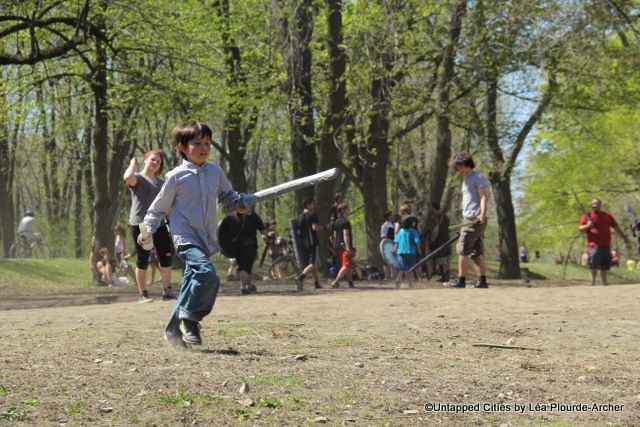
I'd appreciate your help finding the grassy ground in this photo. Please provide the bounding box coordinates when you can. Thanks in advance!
[2,257,640,292]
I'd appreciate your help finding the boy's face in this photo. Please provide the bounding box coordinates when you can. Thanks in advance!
[179,134,211,165]
[454,164,471,177]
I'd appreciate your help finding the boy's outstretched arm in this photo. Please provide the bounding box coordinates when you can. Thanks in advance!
[220,190,258,214]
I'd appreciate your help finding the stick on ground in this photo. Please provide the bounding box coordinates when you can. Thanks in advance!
[472,343,542,351]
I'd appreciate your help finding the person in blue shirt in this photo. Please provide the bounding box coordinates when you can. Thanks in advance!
[140,120,255,349]
[394,216,421,288]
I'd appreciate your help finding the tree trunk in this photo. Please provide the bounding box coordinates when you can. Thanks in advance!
[0,80,20,257]
[91,35,114,252]
[429,0,467,208]
[489,171,520,278]
[272,0,318,211]
[423,0,467,233]
[315,0,347,272]
[218,0,249,192]
[485,74,520,278]
[74,144,84,258]
[361,69,392,268]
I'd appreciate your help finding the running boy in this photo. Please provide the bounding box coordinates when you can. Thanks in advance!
[140,120,255,348]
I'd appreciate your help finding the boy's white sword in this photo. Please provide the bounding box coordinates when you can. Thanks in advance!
[253,168,339,202]
[140,168,340,250]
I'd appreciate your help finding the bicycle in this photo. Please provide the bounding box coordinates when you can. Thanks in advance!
[9,233,51,259]
[268,239,300,280]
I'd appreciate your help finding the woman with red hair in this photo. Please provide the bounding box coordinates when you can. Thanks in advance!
[123,150,175,302]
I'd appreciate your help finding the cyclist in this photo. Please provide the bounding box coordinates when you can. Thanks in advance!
[18,208,37,254]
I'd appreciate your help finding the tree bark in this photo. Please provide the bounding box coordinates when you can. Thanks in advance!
[422,0,467,235]
[218,0,249,192]
[361,58,393,267]
[429,0,467,208]
[90,34,113,253]
[0,77,19,257]
[485,74,520,278]
[315,0,348,272]
[272,0,318,211]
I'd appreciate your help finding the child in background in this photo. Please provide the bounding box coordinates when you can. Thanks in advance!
[394,216,422,288]
[140,120,256,348]
[96,247,115,285]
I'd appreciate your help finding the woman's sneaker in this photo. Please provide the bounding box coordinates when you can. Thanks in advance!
[469,279,489,288]
[444,277,465,288]
[139,290,154,303]
[179,319,202,346]
[162,287,176,300]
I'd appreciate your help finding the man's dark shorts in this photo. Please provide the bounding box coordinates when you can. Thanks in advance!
[299,246,319,268]
[456,220,485,257]
[588,246,611,270]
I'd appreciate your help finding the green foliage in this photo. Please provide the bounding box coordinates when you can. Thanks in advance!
[519,30,640,257]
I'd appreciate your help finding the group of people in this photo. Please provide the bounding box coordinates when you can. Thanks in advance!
[75,116,636,351]
[378,151,490,289]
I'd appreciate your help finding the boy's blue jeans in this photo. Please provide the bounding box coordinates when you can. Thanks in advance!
[165,245,220,342]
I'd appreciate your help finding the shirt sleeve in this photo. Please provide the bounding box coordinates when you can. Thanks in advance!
[609,213,618,228]
[144,175,177,234]
[310,212,320,225]
[579,213,588,225]
[413,229,420,244]
[216,170,239,214]
[477,173,489,189]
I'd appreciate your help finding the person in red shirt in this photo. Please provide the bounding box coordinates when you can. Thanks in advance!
[578,198,629,286]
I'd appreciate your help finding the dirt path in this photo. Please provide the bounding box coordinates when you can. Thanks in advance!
[1,281,639,425]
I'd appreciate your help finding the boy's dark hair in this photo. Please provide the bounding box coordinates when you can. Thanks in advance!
[173,120,213,159]
[99,247,109,257]
[449,151,475,169]
[384,210,393,221]
[303,198,315,209]
[113,225,125,236]
[402,215,417,228]
[334,192,344,203]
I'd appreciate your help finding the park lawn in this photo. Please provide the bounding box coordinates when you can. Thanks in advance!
[0,256,271,292]
[1,256,639,293]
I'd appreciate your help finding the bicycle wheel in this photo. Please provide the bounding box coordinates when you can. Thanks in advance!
[33,244,51,259]
[9,244,20,258]
[269,256,300,280]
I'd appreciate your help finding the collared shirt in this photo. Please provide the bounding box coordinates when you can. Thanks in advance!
[143,160,235,257]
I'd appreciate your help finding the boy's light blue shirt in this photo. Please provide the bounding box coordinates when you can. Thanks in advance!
[143,160,237,257]
[394,227,420,255]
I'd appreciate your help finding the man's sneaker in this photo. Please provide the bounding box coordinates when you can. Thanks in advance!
[179,319,202,346]
[295,276,304,290]
[444,278,465,288]
[469,280,489,289]
[248,284,257,293]
[162,287,176,300]
[139,290,154,303]
[240,287,251,295]
[314,282,322,289]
